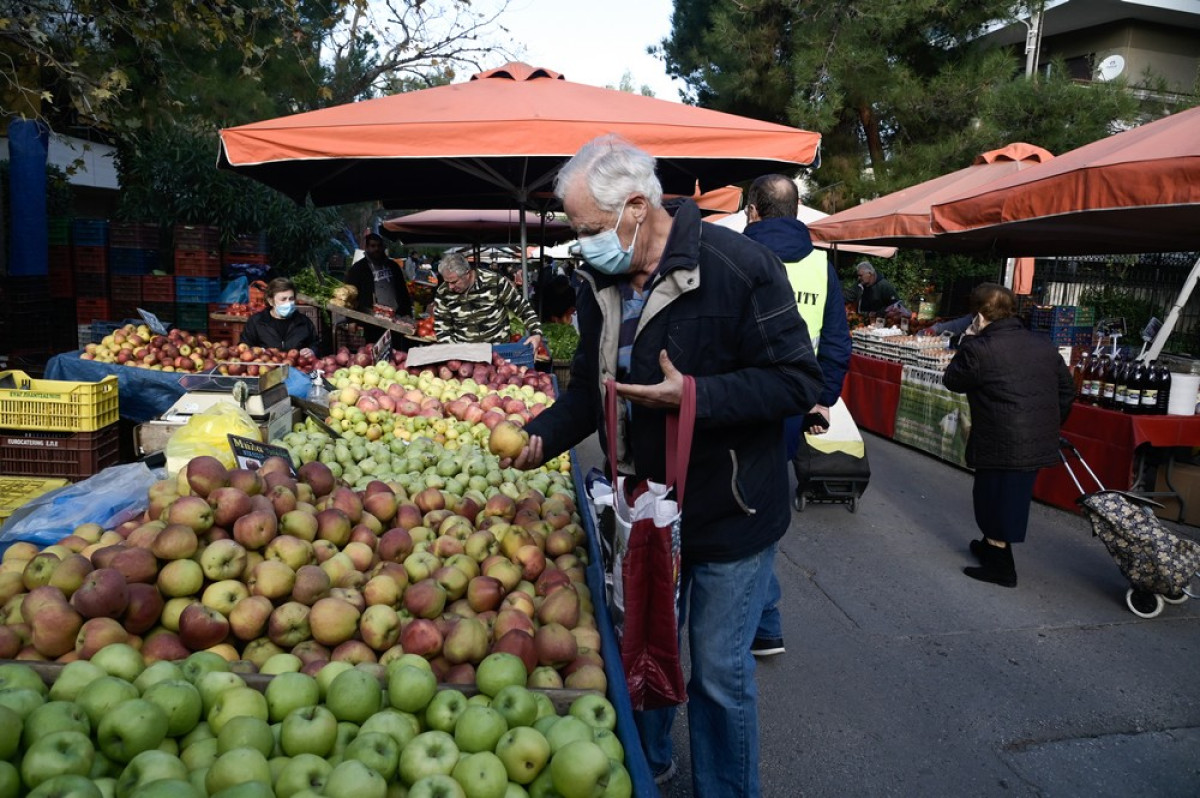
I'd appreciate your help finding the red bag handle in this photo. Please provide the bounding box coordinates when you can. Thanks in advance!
[604,374,697,506]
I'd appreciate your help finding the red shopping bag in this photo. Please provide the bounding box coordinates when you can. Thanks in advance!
[604,376,695,710]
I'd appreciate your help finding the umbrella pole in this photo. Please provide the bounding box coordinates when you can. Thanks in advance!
[1146,252,1200,361]
[520,212,529,300]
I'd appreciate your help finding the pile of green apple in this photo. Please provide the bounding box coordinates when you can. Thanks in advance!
[0,651,630,798]
[0,452,606,694]
[276,421,570,494]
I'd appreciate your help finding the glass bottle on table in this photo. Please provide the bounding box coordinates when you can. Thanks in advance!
[1098,354,1117,410]
[1125,360,1145,414]
[1071,351,1088,399]
[1140,360,1160,415]
[1157,364,1173,415]
[1080,352,1100,405]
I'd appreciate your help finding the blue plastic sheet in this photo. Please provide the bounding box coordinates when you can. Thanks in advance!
[45,351,188,423]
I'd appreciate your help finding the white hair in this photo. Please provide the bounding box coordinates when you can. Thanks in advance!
[438,252,471,278]
[554,134,663,212]
[855,261,876,277]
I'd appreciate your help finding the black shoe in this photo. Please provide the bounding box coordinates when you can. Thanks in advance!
[652,759,678,785]
[964,541,1017,588]
[751,636,785,657]
[969,537,988,562]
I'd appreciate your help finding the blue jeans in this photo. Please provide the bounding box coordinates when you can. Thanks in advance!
[755,571,783,640]
[635,544,776,797]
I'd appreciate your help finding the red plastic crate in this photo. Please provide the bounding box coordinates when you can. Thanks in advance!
[109,275,143,303]
[74,273,108,298]
[48,245,74,298]
[173,224,221,251]
[174,250,222,277]
[0,424,120,482]
[141,275,175,302]
[76,298,111,324]
[73,246,108,274]
[222,252,270,266]
[208,318,246,345]
[109,222,162,250]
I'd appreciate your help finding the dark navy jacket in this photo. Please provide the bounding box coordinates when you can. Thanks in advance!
[525,199,823,562]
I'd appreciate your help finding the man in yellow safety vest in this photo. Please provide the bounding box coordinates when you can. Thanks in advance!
[743,173,853,657]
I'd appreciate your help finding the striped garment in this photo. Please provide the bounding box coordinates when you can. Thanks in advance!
[433,268,543,343]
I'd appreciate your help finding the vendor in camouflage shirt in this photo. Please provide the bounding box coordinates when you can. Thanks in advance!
[434,252,544,353]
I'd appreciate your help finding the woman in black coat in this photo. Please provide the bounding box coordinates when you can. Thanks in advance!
[240,277,318,354]
[943,283,1075,587]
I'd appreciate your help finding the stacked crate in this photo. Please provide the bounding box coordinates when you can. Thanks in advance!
[1030,305,1096,347]
[211,230,269,342]
[0,276,56,355]
[108,222,161,321]
[174,225,221,335]
[72,219,111,337]
[48,217,73,299]
[0,370,120,481]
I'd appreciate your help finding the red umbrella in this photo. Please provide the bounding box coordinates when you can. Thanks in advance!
[806,143,1053,251]
[930,106,1200,256]
[217,62,821,209]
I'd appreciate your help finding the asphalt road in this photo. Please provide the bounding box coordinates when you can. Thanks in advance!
[575,430,1200,797]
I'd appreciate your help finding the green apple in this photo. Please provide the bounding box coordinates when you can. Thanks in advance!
[179,737,219,772]
[0,761,17,798]
[568,694,616,732]
[208,685,268,734]
[398,730,460,785]
[544,716,594,756]
[532,692,556,723]
[113,749,188,798]
[358,707,420,750]
[279,705,339,758]
[322,759,387,798]
[49,660,106,702]
[210,780,274,798]
[25,774,102,798]
[425,688,468,733]
[343,730,401,782]
[23,700,91,749]
[265,671,320,723]
[122,778,201,798]
[205,747,271,795]
[408,774,468,798]
[453,705,508,754]
[97,698,170,764]
[217,715,275,757]
[549,739,610,798]
[387,664,437,714]
[21,730,96,790]
[90,643,146,683]
[273,752,332,798]
[141,679,203,738]
[195,671,248,718]
[133,660,186,693]
[494,726,550,786]
[491,685,538,730]
[331,720,359,759]
[452,751,509,798]
[0,686,46,719]
[325,668,382,724]
[0,662,48,695]
[259,653,303,675]
[179,720,216,750]
[385,653,434,677]
[591,728,624,765]
[181,651,231,684]
[0,704,21,760]
[532,715,558,738]
[313,660,354,699]
[474,653,527,698]
[602,760,632,798]
[76,676,139,729]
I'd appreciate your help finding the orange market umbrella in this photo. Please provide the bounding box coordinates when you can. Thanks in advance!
[217,62,821,209]
[381,209,576,245]
[929,107,1200,256]
[806,143,1053,251]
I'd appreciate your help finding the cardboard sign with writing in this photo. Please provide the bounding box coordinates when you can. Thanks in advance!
[227,434,296,475]
[373,330,393,364]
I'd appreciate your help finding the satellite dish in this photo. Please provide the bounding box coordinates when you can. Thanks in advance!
[1096,54,1125,82]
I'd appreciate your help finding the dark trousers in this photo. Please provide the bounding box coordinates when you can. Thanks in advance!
[972,468,1039,543]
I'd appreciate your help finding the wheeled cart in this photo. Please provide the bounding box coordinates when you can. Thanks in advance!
[792,398,870,513]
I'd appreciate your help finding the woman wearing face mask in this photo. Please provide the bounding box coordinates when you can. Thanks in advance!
[239,277,319,356]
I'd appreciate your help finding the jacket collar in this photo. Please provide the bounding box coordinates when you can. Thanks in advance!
[580,198,701,292]
[743,217,814,261]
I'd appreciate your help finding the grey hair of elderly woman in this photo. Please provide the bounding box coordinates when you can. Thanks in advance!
[553,134,664,212]
[855,261,877,277]
[438,252,472,278]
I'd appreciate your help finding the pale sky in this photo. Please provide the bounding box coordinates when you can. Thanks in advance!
[479,0,686,102]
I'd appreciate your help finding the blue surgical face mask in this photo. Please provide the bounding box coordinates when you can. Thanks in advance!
[574,201,639,275]
[275,302,296,318]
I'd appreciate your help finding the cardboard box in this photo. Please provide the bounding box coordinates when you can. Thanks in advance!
[134,400,297,460]
[1151,461,1200,526]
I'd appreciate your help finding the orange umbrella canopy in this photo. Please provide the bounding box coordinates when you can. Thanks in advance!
[217,62,821,208]
[930,107,1200,255]
[381,209,576,244]
[806,143,1053,250]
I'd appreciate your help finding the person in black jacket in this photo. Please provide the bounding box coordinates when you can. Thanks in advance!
[345,233,413,318]
[943,283,1074,587]
[240,277,318,354]
[511,135,823,795]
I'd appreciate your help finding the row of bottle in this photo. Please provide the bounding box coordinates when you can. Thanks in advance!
[1071,352,1173,414]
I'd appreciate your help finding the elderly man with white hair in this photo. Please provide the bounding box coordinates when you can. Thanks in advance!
[851,260,902,314]
[508,134,823,797]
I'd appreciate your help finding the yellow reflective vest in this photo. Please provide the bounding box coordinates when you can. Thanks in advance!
[783,249,829,353]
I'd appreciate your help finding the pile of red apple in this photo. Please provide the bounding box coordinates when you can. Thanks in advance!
[79,322,319,375]
[0,454,605,696]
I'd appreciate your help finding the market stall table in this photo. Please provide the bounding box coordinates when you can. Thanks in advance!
[843,353,901,437]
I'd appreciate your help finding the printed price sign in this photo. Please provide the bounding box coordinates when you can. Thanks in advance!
[137,308,170,336]
[373,330,393,364]
[227,434,296,475]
